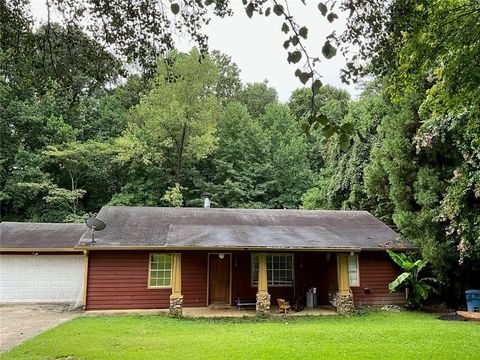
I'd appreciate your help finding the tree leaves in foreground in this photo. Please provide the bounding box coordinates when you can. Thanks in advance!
[2,0,345,129]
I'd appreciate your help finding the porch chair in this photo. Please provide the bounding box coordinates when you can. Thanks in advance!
[277,298,291,315]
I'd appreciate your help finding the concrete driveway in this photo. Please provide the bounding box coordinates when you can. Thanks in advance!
[0,304,81,352]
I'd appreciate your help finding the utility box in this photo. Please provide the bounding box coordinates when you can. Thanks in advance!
[306,288,318,309]
[465,289,480,312]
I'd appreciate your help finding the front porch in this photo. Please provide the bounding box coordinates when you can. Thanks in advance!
[169,251,355,317]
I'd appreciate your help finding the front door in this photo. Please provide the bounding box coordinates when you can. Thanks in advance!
[208,254,231,305]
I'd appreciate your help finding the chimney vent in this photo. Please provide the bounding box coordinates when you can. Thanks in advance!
[204,197,210,208]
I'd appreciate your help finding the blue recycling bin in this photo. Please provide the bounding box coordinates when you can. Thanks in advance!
[465,289,480,312]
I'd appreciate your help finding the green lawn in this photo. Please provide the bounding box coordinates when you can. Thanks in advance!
[2,311,479,360]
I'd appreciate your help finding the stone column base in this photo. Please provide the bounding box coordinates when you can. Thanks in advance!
[336,292,354,315]
[169,295,184,317]
[256,292,271,316]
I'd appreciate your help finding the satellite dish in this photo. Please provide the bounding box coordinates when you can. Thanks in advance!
[85,218,106,243]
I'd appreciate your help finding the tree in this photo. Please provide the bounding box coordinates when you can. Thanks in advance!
[314,0,480,300]
[3,0,349,132]
[44,141,114,216]
[260,103,314,208]
[289,85,351,172]
[211,50,242,102]
[236,81,278,118]
[289,85,350,122]
[301,85,380,211]
[127,49,220,185]
[209,102,270,208]
[161,183,184,207]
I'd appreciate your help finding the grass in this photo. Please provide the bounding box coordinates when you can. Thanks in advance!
[1,311,479,360]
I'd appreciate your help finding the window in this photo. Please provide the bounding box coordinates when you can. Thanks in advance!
[148,254,172,288]
[348,254,360,286]
[251,254,294,287]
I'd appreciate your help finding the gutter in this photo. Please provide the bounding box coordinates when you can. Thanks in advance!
[74,245,363,252]
[0,248,81,253]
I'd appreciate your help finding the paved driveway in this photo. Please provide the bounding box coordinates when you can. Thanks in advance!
[0,304,81,352]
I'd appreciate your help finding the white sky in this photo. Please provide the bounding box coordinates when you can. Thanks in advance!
[29,1,360,101]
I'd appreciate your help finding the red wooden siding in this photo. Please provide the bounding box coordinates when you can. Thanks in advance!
[182,251,208,307]
[86,250,403,310]
[87,250,209,310]
[87,251,170,309]
[351,252,405,306]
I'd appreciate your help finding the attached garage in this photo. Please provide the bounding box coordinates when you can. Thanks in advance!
[0,222,87,307]
[0,254,84,303]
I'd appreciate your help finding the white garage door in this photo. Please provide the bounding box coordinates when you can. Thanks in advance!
[0,255,84,305]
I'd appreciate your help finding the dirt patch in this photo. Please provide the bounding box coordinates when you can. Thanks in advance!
[0,304,82,352]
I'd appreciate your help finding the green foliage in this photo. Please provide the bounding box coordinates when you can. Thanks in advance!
[235,81,278,118]
[209,102,269,207]
[161,184,184,207]
[129,49,220,184]
[211,50,242,102]
[387,250,438,308]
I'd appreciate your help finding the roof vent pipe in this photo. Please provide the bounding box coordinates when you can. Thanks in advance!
[204,197,210,208]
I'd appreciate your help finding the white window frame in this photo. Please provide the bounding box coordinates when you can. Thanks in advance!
[347,253,360,287]
[148,253,173,289]
[251,253,294,287]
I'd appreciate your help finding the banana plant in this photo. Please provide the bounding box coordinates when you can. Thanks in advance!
[387,250,439,308]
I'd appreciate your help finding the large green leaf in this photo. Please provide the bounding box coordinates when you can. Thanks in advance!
[387,250,413,270]
[412,259,428,274]
[388,272,410,292]
[414,283,429,300]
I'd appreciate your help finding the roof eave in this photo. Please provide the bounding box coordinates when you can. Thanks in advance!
[74,244,364,252]
[0,247,81,252]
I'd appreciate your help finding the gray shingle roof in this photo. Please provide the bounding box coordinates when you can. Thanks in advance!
[77,206,414,250]
[0,222,86,250]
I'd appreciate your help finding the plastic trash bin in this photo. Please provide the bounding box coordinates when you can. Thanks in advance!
[465,289,480,312]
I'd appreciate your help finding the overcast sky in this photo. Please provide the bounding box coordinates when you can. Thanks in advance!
[29,1,360,101]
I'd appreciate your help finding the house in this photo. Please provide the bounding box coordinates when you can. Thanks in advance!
[0,206,415,315]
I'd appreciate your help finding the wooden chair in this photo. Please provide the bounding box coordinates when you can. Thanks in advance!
[277,298,291,315]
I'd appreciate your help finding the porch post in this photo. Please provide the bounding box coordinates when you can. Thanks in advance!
[336,253,354,314]
[256,253,271,316]
[169,253,183,316]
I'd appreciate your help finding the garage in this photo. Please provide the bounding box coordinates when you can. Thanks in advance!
[0,222,87,307]
[0,254,84,303]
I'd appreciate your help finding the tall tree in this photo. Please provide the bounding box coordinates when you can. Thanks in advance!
[127,49,220,185]
[211,50,242,102]
[260,103,314,208]
[210,101,270,208]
